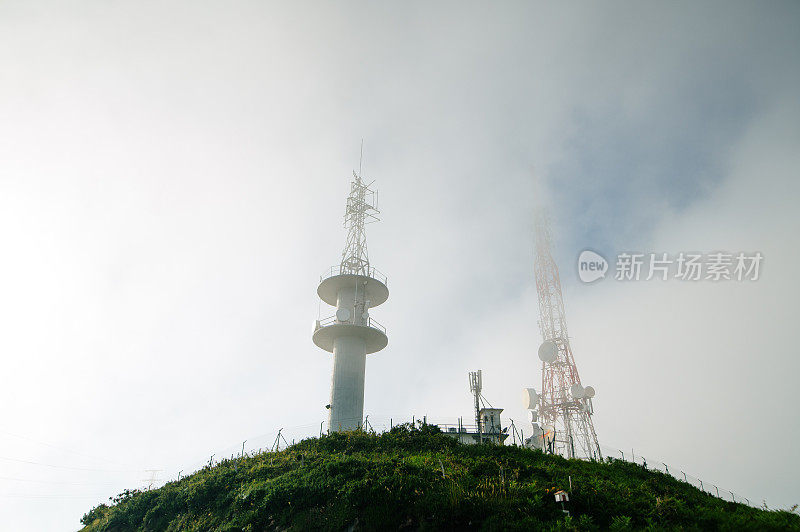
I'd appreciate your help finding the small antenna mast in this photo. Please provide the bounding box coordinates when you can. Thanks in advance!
[359,139,364,177]
[469,370,483,443]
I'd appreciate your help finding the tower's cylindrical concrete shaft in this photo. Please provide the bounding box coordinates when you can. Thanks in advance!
[313,273,388,433]
[329,334,367,431]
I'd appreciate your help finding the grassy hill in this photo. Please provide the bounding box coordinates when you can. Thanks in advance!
[80,424,799,531]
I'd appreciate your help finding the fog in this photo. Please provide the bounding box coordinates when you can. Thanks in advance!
[0,2,798,528]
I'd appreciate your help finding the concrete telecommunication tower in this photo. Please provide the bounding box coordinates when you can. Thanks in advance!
[312,163,388,432]
[525,211,601,459]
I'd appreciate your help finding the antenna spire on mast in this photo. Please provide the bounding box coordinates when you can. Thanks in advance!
[359,138,364,177]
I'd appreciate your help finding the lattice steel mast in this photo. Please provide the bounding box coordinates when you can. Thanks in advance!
[534,211,601,459]
[340,170,379,276]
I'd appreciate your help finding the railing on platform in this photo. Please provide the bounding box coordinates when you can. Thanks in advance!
[317,314,387,335]
[320,264,388,286]
[436,423,504,434]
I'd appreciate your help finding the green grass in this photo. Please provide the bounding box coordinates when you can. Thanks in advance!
[80,424,799,531]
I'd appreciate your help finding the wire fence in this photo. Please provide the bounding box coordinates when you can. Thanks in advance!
[147,415,763,510]
[0,415,775,532]
[597,443,757,507]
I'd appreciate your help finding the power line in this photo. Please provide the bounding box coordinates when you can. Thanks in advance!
[0,475,126,486]
[0,428,136,469]
[0,493,108,499]
[0,455,143,473]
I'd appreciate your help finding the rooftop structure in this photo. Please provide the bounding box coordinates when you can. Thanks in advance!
[440,370,509,445]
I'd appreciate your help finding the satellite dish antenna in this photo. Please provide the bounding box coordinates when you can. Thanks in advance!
[521,388,539,409]
[570,383,585,399]
[336,308,351,322]
[583,385,595,398]
[538,340,558,363]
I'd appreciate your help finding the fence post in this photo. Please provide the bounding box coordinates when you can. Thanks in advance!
[510,419,516,446]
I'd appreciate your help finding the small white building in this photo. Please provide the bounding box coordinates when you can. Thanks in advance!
[439,407,509,445]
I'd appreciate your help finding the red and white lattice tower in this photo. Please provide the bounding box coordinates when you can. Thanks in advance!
[532,211,601,459]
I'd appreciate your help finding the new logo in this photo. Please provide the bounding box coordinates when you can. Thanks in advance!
[578,250,608,283]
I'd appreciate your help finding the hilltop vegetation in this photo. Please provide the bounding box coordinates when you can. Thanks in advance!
[80,424,799,531]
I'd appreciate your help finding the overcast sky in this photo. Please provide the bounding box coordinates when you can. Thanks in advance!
[1,1,799,529]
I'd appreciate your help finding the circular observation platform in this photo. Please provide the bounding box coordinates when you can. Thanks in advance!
[312,317,388,354]
[317,266,389,308]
